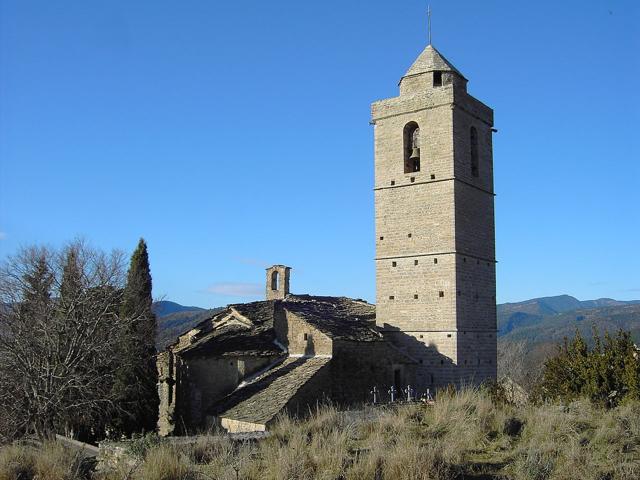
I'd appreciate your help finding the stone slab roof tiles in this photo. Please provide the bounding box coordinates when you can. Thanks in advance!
[403,44,465,79]
[283,295,380,342]
[214,356,330,425]
[177,301,282,358]
[230,300,276,326]
[179,324,282,358]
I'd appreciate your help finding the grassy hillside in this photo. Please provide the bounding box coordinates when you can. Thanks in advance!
[3,390,639,479]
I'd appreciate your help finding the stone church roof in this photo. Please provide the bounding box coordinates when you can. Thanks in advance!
[175,301,281,358]
[169,294,379,358]
[281,295,379,341]
[403,44,465,79]
[212,356,330,426]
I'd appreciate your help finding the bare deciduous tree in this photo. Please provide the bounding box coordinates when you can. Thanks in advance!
[497,340,527,382]
[0,241,136,441]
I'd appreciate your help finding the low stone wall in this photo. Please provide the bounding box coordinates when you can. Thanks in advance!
[96,441,138,473]
[96,432,270,472]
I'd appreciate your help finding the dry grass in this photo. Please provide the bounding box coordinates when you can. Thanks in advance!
[506,399,640,480]
[0,441,88,480]
[0,443,35,480]
[135,444,194,480]
[3,390,640,479]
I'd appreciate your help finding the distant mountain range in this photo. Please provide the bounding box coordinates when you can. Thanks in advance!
[152,301,223,349]
[498,295,640,344]
[153,294,640,350]
[152,300,206,318]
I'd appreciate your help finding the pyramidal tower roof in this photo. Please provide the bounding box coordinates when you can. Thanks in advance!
[402,44,466,80]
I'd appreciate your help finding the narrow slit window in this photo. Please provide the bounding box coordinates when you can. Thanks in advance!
[392,261,397,267]
[439,291,445,298]
[470,126,479,177]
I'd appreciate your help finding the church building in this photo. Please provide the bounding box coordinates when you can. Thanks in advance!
[156,41,497,435]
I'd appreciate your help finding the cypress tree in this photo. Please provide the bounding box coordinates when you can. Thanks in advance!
[113,239,158,435]
[60,249,82,312]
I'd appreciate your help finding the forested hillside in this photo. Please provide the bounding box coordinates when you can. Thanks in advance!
[498,295,640,343]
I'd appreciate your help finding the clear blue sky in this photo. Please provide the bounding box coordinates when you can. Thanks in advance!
[1,0,638,308]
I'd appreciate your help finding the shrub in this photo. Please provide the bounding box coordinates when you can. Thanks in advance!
[126,433,165,459]
[534,328,640,407]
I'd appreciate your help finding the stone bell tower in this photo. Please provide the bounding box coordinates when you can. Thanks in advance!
[266,265,291,300]
[371,44,497,389]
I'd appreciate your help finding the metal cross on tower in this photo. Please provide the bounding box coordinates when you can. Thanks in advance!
[428,5,432,45]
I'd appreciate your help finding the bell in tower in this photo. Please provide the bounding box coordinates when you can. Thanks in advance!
[409,127,420,172]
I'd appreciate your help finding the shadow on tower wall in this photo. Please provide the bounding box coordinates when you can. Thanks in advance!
[380,322,489,394]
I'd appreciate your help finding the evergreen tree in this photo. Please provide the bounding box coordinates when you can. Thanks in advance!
[112,239,158,435]
[535,327,640,407]
[19,251,53,321]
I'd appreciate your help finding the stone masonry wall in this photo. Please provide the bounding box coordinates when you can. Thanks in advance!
[455,253,496,332]
[330,341,413,404]
[452,99,497,383]
[171,355,276,433]
[283,310,333,357]
[157,351,175,436]
[376,251,456,332]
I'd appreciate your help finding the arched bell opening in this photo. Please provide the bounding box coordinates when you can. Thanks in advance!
[403,122,421,173]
